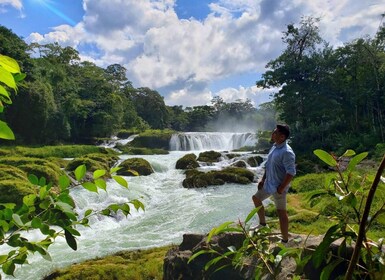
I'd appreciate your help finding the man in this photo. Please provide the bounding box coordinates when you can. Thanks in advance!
[251,124,296,243]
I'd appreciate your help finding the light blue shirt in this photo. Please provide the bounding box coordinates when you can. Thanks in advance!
[263,140,296,194]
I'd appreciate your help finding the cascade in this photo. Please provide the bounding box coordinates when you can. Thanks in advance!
[169,132,257,151]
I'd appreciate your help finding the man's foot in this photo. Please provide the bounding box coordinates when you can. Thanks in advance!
[249,223,268,231]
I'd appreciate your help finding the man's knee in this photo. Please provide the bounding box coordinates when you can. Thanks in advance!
[252,195,262,206]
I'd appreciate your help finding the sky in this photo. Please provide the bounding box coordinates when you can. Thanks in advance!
[1,0,385,108]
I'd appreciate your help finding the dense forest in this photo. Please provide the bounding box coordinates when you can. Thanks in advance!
[1,17,385,157]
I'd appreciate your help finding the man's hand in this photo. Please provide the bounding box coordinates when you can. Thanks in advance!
[277,185,285,194]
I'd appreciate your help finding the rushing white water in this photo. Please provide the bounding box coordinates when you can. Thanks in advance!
[170,132,257,151]
[2,148,266,280]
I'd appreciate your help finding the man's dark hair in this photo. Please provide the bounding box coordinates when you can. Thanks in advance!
[276,124,290,139]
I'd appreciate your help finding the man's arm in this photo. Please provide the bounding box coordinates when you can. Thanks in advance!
[277,173,294,194]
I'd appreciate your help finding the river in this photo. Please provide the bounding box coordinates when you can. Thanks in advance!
[2,133,265,279]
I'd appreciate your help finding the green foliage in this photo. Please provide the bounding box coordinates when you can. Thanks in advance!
[0,165,144,277]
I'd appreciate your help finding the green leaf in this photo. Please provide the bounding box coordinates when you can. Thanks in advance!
[94,178,107,191]
[31,217,42,229]
[188,249,215,264]
[27,174,39,185]
[84,209,93,217]
[312,224,340,268]
[82,182,98,193]
[341,149,356,157]
[347,152,368,173]
[320,259,344,280]
[110,167,121,174]
[130,199,145,211]
[64,229,77,251]
[39,186,48,200]
[0,66,16,89]
[74,164,86,181]
[2,260,15,276]
[0,85,12,104]
[0,55,21,73]
[22,194,36,207]
[93,169,106,179]
[313,149,337,167]
[0,120,15,140]
[13,72,26,82]
[12,214,23,227]
[38,176,46,187]
[113,175,128,188]
[245,207,259,224]
[0,220,10,232]
[0,254,8,263]
[59,175,71,190]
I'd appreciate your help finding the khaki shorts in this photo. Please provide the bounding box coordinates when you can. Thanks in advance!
[253,188,287,210]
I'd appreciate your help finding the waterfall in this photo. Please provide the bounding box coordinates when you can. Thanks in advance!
[169,132,257,151]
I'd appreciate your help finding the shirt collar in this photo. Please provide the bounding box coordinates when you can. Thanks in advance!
[274,140,286,149]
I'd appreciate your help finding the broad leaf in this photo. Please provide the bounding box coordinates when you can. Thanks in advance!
[0,55,21,73]
[0,85,12,104]
[27,174,39,185]
[0,120,15,140]
[2,260,15,276]
[341,149,355,157]
[64,229,77,251]
[113,175,128,188]
[59,175,70,190]
[82,182,98,193]
[74,164,86,181]
[12,214,23,227]
[347,152,368,172]
[245,207,259,224]
[93,169,106,179]
[0,66,16,89]
[94,178,107,191]
[314,149,337,167]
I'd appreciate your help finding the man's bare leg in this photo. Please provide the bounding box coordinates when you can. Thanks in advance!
[277,209,289,241]
[252,195,266,225]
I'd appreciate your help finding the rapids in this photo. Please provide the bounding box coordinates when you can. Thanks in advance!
[2,133,265,279]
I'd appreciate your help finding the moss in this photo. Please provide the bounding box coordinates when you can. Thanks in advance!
[197,150,222,163]
[0,157,64,186]
[11,145,116,158]
[129,129,174,149]
[246,156,264,167]
[117,158,154,176]
[0,179,36,205]
[116,145,169,155]
[0,164,27,181]
[65,153,119,172]
[43,246,172,280]
[175,153,199,170]
[182,167,254,188]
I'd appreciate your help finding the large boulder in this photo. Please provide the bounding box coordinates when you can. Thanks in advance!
[175,153,199,170]
[197,150,222,164]
[182,167,254,188]
[164,232,356,280]
[117,158,154,176]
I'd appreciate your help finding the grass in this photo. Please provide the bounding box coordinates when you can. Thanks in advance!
[43,246,173,280]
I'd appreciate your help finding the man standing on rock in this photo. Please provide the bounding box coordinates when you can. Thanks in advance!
[251,124,296,243]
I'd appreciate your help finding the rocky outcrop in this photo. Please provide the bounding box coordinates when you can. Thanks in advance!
[182,167,254,188]
[175,153,200,170]
[163,232,354,280]
[116,158,154,176]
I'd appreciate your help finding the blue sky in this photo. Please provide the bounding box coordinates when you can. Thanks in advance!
[1,0,385,107]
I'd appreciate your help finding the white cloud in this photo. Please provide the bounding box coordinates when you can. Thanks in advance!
[0,0,22,10]
[23,0,385,107]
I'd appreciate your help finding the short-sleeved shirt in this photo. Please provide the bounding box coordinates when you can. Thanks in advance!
[263,140,296,194]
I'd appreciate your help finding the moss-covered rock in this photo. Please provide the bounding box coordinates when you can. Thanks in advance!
[246,155,264,167]
[182,167,254,188]
[197,150,222,164]
[0,179,36,205]
[175,153,199,170]
[0,157,65,186]
[129,129,174,150]
[117,158,154,176]
[116,145,169,155]
[65,153,119,172]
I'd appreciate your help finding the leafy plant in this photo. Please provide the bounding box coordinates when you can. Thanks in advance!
[312,149,385,279]
[0,54,25,140]
[0,165,144,277]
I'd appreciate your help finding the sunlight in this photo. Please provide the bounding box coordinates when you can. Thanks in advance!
[30,0,76,26]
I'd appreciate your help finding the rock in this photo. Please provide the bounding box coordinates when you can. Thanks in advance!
[182,167,254,188]
[117,158,154,176]
[164,232,358,280]
[176,153,200,170]
[197,150,222,164]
